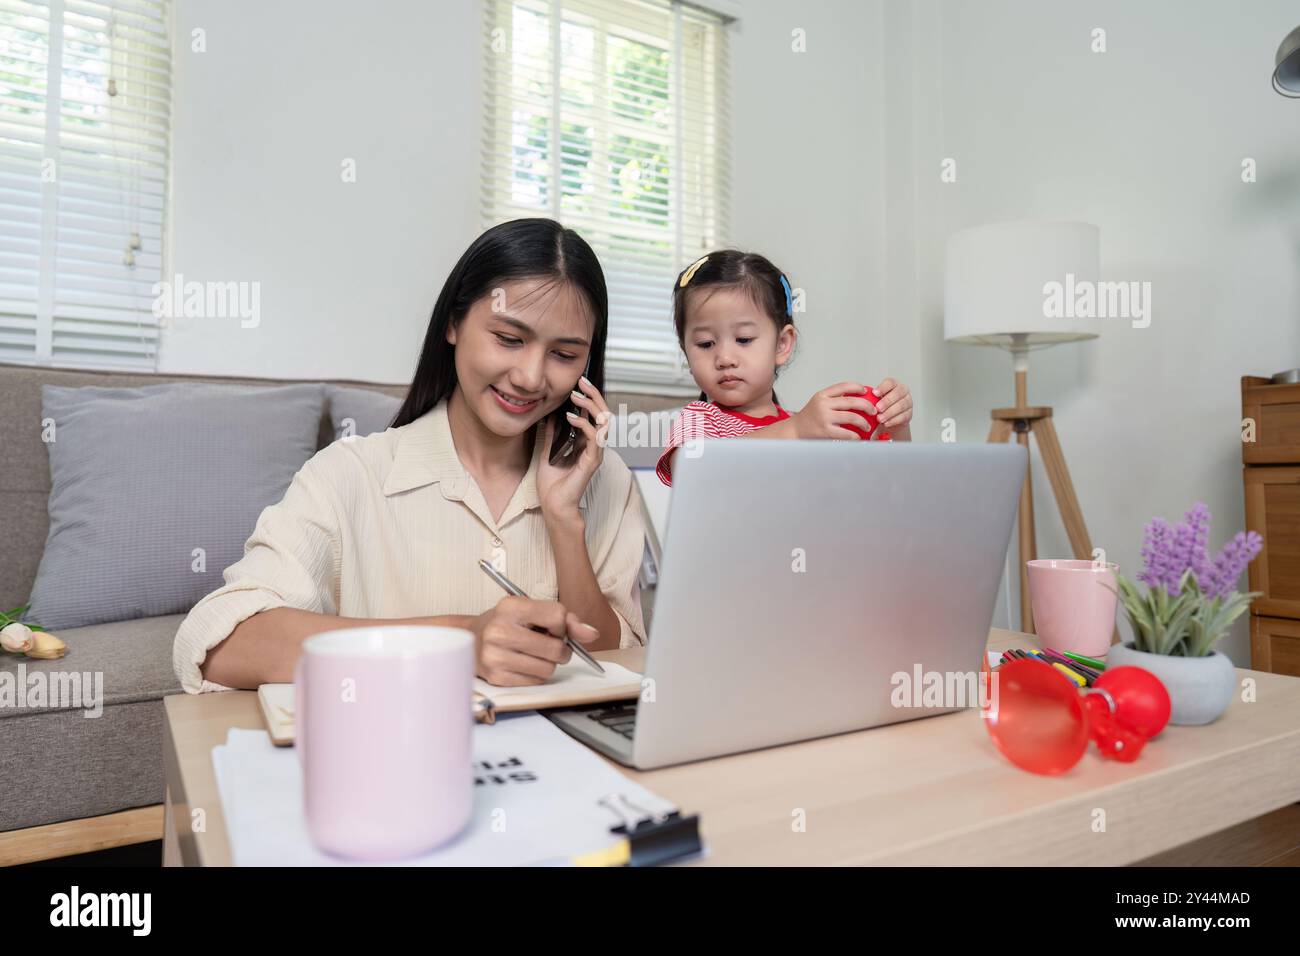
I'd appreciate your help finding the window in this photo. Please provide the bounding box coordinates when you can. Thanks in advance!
[0,0,170,370]
[482,0,730,393]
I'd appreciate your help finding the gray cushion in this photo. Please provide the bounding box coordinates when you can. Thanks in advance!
[327,384,402,440]
[0,359,669,612]
[26,383,324,631]
[0,613,185,832]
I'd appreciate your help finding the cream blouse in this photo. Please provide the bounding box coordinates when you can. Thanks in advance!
[172,400,648,694]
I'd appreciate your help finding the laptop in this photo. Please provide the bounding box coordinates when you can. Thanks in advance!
[545,439,1027,769]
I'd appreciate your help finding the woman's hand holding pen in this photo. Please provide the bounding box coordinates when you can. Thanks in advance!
[468,595,599,686]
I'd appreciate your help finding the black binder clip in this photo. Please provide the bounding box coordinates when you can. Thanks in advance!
[597,793,702,867]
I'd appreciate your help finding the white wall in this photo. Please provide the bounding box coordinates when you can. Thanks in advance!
[162,0,481,382]
[728,0,887,410]
[882,0,946,441]
[162,0,898,404]
[901,0,1300,662]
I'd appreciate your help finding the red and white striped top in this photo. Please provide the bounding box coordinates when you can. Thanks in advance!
[656,401,792,486]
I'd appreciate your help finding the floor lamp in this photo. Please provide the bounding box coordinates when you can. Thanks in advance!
[944,221,1102,635]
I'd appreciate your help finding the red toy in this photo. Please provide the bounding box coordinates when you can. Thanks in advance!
[983,660,1171,775]
[845,387,892,441]
[1085,667,1172,756]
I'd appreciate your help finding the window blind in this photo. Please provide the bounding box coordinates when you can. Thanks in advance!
[482,0,730,393]
[0,0,169,370]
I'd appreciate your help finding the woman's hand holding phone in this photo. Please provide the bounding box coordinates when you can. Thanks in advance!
[536,374,610,523]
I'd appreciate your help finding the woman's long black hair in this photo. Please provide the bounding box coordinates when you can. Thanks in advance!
[390,218,608,460]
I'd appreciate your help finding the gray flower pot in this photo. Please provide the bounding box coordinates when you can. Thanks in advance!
[1107,642,1237,726]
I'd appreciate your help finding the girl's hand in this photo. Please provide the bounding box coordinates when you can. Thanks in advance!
[873,378,913,433]
[536,375,610,523]
[792,381,879,439]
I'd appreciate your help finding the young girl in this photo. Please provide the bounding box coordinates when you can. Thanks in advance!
[656,250,913,486]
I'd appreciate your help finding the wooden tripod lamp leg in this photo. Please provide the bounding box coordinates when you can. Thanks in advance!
[987,362,1111,641]
[988,416,1036,633]
[1015,427,1036,633]
[1031,417,1094,560]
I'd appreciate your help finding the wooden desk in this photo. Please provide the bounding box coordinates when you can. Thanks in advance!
[162,629,1300,866]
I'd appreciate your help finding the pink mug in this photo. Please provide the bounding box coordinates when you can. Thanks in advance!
[1026,559,1118,659]
[294,625,474,861]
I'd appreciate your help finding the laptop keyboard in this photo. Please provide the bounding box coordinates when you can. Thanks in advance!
[585,703,638,739]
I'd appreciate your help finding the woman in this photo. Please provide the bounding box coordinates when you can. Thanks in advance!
[173,219,646,693]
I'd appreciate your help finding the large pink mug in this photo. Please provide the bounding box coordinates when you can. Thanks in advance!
[1026,559,1119,659]
[294,625,474,861]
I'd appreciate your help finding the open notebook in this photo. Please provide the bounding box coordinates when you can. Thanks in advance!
[257,660,643,746]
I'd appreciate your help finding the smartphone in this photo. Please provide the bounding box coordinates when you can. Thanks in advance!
[547,355,592,467]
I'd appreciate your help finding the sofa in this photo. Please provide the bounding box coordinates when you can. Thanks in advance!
[0,360,676,864]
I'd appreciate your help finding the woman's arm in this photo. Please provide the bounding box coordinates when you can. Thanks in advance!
[200,608,477,688]
[182,435,600,692]
[545,514,622,652]
[540,380,646,651]
[174,450,349,693]
[202,598,594,688]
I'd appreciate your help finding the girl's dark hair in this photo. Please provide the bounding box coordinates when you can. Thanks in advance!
[390,218,608,460]
[671,249,794,405]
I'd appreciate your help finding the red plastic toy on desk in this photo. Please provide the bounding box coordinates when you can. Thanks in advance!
[982,657,1171,775]
[844,386,892,441]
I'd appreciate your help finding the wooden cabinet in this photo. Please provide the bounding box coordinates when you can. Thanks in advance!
[1242,375,1300,464]
[1242,465,1300,618]
[1242,375,1300,672]
[1250,615,1300,677]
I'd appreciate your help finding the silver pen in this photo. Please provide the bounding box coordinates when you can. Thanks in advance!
[477,559,606,675]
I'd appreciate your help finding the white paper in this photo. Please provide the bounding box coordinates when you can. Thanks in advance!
[258,659,643,722]
[473,659,642,706]
[259,682,294,719]
[211,713,676,866]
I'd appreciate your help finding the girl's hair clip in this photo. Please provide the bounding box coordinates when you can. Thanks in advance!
[679,255,709,288]
[779,275,793,316]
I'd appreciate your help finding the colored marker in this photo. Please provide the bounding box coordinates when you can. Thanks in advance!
[1039,648,1101,681]
[1050,661,1087,686]
[1059,649,1106,671]
[1024,650,1089,686]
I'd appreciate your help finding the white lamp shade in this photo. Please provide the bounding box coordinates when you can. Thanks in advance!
[943,220,1101,347]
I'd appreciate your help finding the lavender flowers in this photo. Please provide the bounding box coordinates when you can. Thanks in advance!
[1119,503,1263,656]
[1137,503,1262,599]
